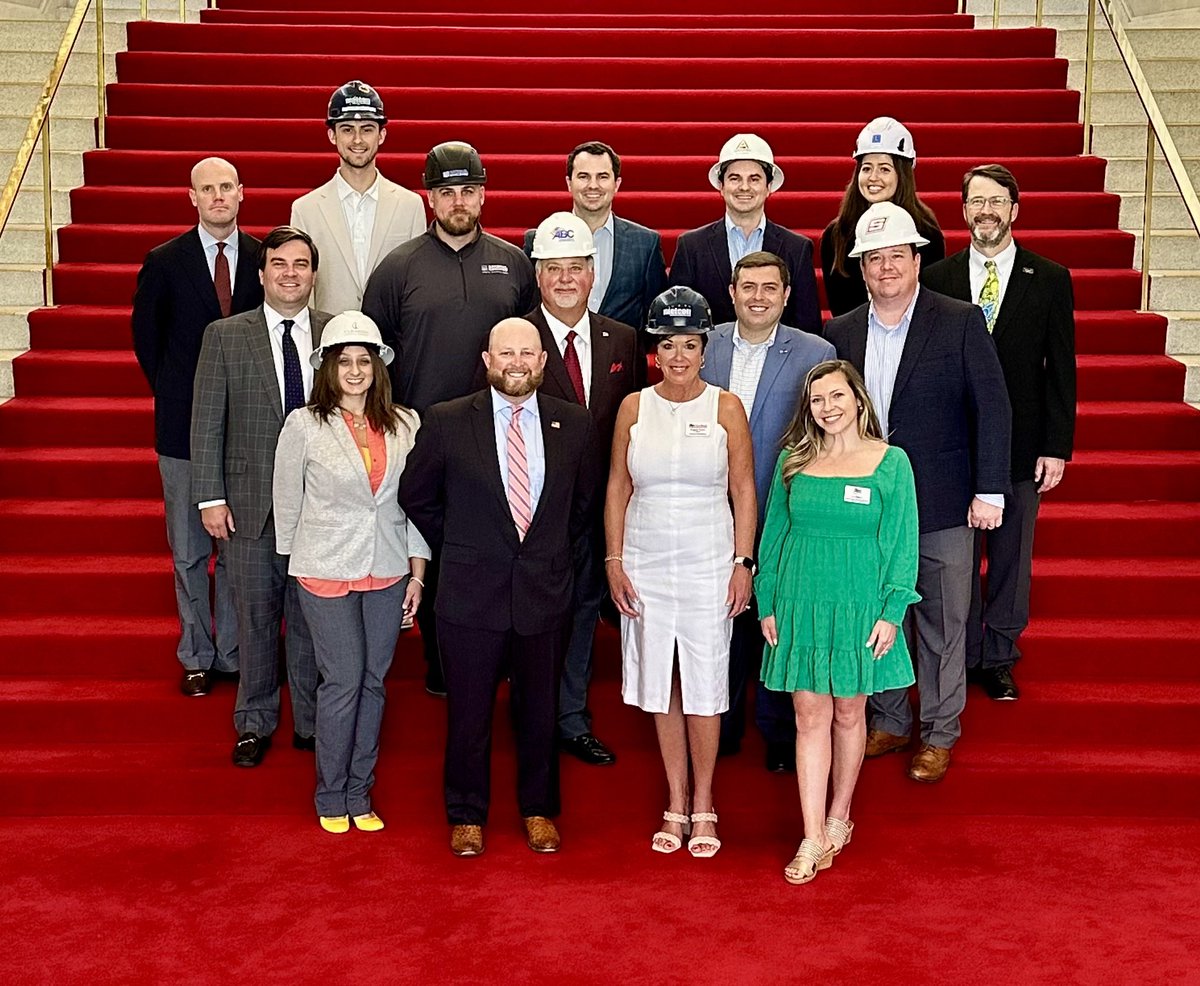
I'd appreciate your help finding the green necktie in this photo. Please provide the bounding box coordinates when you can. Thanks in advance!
[978,260,1000,333]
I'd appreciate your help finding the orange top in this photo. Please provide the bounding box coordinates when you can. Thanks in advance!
[299,413,403,599]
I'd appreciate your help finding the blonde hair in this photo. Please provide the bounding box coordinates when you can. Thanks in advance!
[779,360,884,487]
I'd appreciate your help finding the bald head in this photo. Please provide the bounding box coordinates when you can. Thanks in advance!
[483,318,546,403]
[189,157,243,239]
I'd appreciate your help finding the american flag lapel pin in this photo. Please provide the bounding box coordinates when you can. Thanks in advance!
[1023,267,1035,274]
[551,420,561,429]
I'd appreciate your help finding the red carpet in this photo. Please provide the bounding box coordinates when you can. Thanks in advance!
[0,0,1198,979]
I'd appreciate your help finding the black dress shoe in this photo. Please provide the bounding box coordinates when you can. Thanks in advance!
[292,732,316,752]
[180,669,211,697]
[979,665,1020,701]
[232,732,271,768]
[765,740,795,773]
[560,733,616,766]
[425,664,447,697]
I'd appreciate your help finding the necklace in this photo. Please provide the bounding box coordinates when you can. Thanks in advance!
[658,383,703,415]
[340,407,368,431]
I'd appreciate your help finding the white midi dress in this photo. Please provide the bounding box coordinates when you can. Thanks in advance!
[620,384,733,715]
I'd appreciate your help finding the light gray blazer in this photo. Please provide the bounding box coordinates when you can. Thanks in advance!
[272,405,431,580]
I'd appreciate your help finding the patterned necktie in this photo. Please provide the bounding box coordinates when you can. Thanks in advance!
[280,319,305,414]
[978,259,1000,333]
[214,241,232,318]
[506,405,533,540]
[563,330,586,405]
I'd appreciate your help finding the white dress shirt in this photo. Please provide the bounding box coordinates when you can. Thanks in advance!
[588,211,614,313]
[263,302,315,412]
[197,224,238,291]
[969,239,1018,310]
[491,388,546,512]
[334,170,380,286]
[541,305,592,406]
[729,321,777,421]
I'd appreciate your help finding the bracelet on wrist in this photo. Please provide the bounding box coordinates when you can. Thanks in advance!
[604,554,623,563]
[411,576,425,588]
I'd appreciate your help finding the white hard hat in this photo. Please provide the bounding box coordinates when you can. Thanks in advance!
[530,211,597,260]
[708,133,785,192]
[848,202,930,258]
[309,310,394,367]
[854,117,916,161]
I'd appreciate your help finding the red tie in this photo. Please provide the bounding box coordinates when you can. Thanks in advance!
[214,241,232,318]
[563,330,586,406]
[506,406,533,540]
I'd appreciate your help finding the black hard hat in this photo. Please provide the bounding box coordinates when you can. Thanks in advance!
[645,286,713,334]
[326,80,386,128]
[423,141,487,189]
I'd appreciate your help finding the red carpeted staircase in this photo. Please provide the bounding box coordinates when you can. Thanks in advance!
[2,0,1199,827]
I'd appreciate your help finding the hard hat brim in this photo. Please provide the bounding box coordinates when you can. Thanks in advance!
[848,232,930,258]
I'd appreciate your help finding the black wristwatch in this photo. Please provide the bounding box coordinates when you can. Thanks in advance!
[734,555,757,575]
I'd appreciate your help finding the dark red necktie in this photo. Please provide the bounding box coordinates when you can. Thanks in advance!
[214,241,232,318]
[563,330,586,406]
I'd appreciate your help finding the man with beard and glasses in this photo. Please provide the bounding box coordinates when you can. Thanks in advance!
[399,318,597,858]
[363,140,535,693]
[922,164,1076,703]
[291,81,425,315]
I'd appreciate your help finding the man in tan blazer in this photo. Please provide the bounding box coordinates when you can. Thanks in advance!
[290,80,425,316]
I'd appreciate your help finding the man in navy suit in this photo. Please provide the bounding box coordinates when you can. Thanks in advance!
[132,157,262,699]
[700,250,834,771]
[922,164,1076,703]
[669,134,821,333]
[523,140,666,329]
[823,203,1011,784]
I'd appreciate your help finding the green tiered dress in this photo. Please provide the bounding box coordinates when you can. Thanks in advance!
[756,445,920,697]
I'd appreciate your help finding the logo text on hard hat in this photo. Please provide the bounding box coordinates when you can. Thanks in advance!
[734,139,751,152]
[662,306,692,317]
[443,168,470,179]
[871,134,882,143]
[866,217,888,234]
[551,228,574,240]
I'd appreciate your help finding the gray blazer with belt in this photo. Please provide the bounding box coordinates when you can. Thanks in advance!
[272,406,431,580]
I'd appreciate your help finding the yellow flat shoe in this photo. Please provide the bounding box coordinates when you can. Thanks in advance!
[352,812,385,832]
[319,815,350,834]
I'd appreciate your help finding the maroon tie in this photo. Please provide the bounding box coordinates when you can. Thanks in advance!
[214,241,232,318]
[563,330,586,406]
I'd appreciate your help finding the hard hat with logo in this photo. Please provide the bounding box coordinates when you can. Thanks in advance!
[854,117,916,161]
[423,141,487,189]
[708,133,785,192]
[530,211,596,260]
[326,80,387,128]
[848,202,930,258]
[645,286,714,335]
[309,311,394,368]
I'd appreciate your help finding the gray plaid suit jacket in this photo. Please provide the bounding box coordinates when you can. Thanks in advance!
[190,306,330,540]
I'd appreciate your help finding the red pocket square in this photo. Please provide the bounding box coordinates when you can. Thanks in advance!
[610,362,624,373]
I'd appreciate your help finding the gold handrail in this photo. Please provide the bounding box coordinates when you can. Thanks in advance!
[1085,0,1200,309]
[0,0,97,304]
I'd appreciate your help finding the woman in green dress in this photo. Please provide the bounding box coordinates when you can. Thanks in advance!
[756,359,919,885]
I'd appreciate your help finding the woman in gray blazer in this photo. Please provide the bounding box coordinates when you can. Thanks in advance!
[273,311,430,834]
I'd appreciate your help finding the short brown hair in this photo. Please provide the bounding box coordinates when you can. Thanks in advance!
[961,164,1020,204]
[258,225,319,272]
[732,250,790,289]
[566,141,621,179]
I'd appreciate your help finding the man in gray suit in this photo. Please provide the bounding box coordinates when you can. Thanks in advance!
[700,250,835,771]
[523,141,667,330]
[191,226,331,767]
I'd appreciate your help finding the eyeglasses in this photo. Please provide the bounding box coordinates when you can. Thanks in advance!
[965,196,1012,211]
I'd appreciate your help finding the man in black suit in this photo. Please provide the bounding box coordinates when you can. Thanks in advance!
[522,140,667,329]
[400,318,596,858]
[132,157,262,699]
[669,133,821,333]
[524,211,642,767]
[823,202,1011,784]
[923,164,1076,702]
[191,226,329,767]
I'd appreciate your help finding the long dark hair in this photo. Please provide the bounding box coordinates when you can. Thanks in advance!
[828,155,941,276]
[308,344,405,436]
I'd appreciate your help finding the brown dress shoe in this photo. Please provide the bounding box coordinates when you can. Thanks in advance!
[908,744,951,783]
[864,729,910,758]
[450,824,484,857]
[523,815,561,853]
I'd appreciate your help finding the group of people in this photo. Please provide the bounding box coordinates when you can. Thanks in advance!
[130,78,1077,881]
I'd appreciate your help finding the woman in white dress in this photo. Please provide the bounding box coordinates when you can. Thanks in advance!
[605,287,757,857]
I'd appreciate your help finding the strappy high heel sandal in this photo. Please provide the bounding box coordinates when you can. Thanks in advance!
[687,810,721,858]
[651,810,691,854]
[784,838,834,885]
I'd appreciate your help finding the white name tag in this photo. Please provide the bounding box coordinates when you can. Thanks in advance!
[686,422,711,438]
[844,485,871,505]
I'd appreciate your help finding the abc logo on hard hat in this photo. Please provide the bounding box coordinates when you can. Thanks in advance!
[530,212,596,260]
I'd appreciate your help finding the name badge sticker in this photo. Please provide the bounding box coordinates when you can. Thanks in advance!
[844,485,871,505]
[686,422,712,438]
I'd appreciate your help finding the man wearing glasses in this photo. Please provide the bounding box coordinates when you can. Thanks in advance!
[922,164,1077,702]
